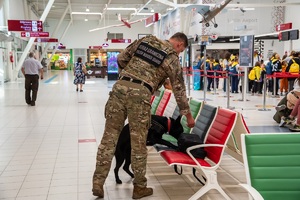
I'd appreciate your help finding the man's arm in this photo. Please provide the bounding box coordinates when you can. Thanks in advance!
[40,68,43,79]
[185,112,195,128]
[21,67,25,76]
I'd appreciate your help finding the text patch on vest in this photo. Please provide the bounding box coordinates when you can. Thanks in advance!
[134,42,167,67]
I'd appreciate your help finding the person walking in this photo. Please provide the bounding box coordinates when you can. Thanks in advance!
[21,52,43,106]
[92,32,195,199]
[73,57,86,92]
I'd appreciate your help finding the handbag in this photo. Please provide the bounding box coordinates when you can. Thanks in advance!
[82,66,87,74]
[177,133,207,159]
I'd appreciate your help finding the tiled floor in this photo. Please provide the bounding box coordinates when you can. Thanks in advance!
[0,70,288,200]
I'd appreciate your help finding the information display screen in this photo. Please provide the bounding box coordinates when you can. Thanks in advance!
[239,35,254,67]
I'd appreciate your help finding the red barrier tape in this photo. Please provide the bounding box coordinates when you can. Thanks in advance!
[267,72,300,78]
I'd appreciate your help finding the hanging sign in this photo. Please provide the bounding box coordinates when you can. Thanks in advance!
[21,32,49,37]
[35,38,58,42]
[111,39,131,43]
[8,20,43,32]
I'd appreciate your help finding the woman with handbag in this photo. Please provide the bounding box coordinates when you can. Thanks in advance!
[73,57,86,92]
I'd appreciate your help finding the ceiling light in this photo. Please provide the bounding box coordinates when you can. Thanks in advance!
[131,13,155,16]
[151,9,154,12]
[85,18,88,22]
[86,7,90,12]
[106,8,137,11]
[72,12,102,16]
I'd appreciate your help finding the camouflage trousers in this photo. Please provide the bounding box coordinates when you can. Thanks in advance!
[93,80,152,187]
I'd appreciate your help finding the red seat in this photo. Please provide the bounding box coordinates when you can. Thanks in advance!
[160,108,237,200]
[150,95,155,104]
[155,90,171,116]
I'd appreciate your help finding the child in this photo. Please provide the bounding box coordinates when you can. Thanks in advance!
[251,61,262,95]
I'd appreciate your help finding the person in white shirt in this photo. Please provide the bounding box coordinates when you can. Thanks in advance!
[21,52,43,106]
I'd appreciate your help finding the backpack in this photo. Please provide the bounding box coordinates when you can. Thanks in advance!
[177,133,207,159]
[266,61,272,75]
[289,59,299,74]
[248,69,256,80]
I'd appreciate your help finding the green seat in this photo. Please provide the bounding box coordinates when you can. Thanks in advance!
[151,89,164,115]
[240,133,300,200]
[181,99,202,133]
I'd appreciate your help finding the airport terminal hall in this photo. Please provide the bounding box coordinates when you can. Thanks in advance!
[1,0,300,200]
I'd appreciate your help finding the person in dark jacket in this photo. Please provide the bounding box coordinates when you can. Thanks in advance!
[286,51,300,92]
[270,52,282,96]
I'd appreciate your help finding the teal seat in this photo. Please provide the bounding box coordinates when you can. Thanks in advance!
[151,89,164,115]
[240,133,300,200]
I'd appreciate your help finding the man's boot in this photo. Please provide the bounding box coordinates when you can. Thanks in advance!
[92,183,104,198]
[132,185,153,199]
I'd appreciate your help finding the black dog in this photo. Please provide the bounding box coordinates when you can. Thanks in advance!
[114,115,183,184]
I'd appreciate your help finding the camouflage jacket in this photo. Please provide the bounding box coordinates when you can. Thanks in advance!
[117,35,190,115]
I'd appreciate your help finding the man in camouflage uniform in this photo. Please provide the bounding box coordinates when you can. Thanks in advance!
[92,32,195,199]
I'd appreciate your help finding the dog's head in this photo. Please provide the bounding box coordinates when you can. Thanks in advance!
[169,115,183,139]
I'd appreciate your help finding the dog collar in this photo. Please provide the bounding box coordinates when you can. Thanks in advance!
[167,118,171,133]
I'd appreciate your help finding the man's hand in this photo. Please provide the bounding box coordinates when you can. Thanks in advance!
[185,112,195,128]
[40,76,43,80]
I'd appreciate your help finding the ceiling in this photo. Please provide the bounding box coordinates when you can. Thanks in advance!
[26,0,300,26]
[27,0,180,22]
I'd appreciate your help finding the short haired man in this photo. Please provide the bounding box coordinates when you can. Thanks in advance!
[92,32,195,199]
[21,52,43,106]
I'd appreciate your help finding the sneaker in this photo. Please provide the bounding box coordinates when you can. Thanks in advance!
[289,124,300,132]
[275,105,286,112]
[279,116,294,127]
[132,185,153,199]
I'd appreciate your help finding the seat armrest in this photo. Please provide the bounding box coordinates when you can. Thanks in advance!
[186,144,224,169]
[239,184,264,200]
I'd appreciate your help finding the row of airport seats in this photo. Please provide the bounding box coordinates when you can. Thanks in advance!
[150,90,300,200]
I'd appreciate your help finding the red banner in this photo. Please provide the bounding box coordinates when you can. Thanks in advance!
[21,32,49,37]
[35,38,58,43]
[8,20,43,32]
[276,23,292,31]
[145,13,159,27]
[111,39,131,43]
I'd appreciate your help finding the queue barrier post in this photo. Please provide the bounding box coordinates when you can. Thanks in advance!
[212,70,218,95]
[258,73,271,111]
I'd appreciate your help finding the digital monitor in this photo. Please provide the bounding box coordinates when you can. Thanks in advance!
[95,58,100,64]
[239,35,254,67]
[290,30,299,40]
[279,31,290,41]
